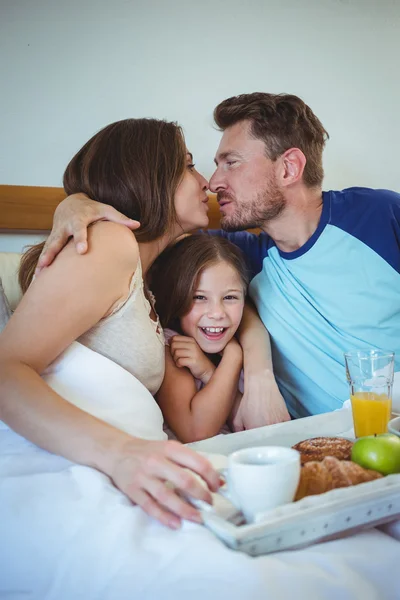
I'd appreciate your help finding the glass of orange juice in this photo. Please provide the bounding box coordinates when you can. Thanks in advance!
[344,349,394,438]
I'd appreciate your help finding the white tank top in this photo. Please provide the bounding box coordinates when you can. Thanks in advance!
[78,258,165,396]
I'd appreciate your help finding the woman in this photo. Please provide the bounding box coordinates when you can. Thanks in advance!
[0,117,220,530]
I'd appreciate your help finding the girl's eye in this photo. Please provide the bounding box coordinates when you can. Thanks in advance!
[224,295,238,300]
[193,295,206,301]
[187,163,196,172]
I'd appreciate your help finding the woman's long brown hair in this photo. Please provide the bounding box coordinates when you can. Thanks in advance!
[19,118,186,293]
[150,234,249,330]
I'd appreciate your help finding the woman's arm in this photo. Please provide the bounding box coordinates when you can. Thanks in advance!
[157,337,243,443]
[0,223,219,528]
[235,301,290,431]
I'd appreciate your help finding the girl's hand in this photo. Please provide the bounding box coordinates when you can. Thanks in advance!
[110,437,220,529]
[170,335,215,384]
[36,193,140,274]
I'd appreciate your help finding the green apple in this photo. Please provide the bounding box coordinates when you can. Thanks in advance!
[351,434,400,475]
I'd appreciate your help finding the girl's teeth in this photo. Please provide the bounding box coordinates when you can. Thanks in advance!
[203,327,225,333]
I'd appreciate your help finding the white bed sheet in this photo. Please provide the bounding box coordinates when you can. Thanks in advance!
[0,427,399,600]
[0,344,399,599]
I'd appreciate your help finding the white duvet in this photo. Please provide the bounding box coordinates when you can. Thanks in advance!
[0,342,399,600]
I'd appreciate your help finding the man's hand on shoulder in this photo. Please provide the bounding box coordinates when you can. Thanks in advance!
[36,193,140,275]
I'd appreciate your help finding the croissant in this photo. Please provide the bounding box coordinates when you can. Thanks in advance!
[295,456,383,501]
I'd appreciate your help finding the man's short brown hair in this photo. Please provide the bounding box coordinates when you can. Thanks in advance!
[214,93,329,187]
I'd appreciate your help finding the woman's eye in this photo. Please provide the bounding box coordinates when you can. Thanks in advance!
[193,295,206,301]
[224,295,238,300]
[187,163,196,172]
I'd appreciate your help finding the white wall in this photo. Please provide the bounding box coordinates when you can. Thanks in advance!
[1,0,400,251]
[0,233,47,253]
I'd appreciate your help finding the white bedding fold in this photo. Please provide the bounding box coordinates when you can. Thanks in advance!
[42,341,167,440]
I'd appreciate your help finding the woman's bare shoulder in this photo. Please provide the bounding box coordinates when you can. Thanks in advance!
[85,221,139,266]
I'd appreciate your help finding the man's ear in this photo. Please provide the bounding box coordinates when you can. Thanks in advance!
[277,148,306,187]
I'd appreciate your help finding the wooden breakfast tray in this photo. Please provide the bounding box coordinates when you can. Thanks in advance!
[187,409,400,555]
[188,407,355,456]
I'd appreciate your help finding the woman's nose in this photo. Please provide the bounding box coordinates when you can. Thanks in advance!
[195,170,209,191]
[200,174,209,191]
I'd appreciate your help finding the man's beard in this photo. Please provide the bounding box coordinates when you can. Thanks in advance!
[219,184,286,232]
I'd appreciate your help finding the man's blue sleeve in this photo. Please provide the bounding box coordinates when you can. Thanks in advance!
[331,188,400,273]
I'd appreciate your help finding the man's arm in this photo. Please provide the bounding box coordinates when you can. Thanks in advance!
[38,197,255,274]
[235,301,290,431]
[206,232,290,429]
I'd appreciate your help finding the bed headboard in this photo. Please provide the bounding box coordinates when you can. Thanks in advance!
[0,185,66,231]
[0,185,226,231]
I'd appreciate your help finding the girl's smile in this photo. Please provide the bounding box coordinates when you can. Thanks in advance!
[180,261,245,354]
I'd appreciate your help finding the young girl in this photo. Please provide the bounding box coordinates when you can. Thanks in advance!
[151,234,249,443]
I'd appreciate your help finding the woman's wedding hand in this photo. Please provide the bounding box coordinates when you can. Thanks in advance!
[35,193,140,275]
[109,437,220,529]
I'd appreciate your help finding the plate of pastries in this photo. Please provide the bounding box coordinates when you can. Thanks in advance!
[292,437,383,501]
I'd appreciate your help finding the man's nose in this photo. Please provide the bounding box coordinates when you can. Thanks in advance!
[209,168,225,194]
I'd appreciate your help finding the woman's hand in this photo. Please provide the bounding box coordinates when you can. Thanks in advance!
[36,193,140,275]
[170,335,215,384]
[110,437,220,529]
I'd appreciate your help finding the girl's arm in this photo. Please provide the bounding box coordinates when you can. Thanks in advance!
[235,301,290,431]
[0,222,219,528]
[157,337,243,443]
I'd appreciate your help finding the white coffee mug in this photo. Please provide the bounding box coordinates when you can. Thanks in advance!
[219,446,301,523]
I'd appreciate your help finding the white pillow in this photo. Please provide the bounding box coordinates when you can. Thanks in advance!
[0,278,11,332]
[0,252,22,310]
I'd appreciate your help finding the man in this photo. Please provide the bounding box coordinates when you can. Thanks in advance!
[37,93,400,419]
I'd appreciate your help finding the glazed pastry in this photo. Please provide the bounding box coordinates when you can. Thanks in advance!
[295,456,383,501]
[292,437,353,464]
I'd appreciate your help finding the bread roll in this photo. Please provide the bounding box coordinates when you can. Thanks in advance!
[292,437,353,464]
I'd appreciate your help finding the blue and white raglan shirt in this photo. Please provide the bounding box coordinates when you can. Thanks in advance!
[212,187,400,419]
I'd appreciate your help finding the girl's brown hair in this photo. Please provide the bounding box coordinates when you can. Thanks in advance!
[150,234,249,329]
[19,118,186,292]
